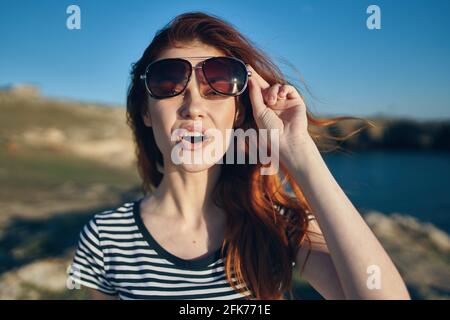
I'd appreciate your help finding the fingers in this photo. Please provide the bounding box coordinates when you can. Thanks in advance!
[247,71,267,120]
[247,64,301,101]
[266,84,303,107]
[246,65,270,89]
[247,65,280,106]
[278,85,288,99]
[280,84,302,101]
[247,64,306,118]
[266,84,282,106]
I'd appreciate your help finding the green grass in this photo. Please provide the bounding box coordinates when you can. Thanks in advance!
[0,91,138,201]
[2,98,83,134]
[0,146,139,200]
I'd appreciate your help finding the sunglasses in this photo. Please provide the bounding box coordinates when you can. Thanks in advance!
[140,56,252,99]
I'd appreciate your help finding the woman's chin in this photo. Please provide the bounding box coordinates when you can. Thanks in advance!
[169,141,225,172]
[177,162,217,173]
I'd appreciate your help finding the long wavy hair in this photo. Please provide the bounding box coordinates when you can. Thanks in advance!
[126,11,372,299]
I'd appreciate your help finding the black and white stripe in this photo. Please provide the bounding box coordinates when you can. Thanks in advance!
[68,198,253,300]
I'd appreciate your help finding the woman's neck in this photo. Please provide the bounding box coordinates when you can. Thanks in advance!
[147,164,224,229]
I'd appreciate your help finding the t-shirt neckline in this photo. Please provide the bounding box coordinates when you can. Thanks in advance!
[132,197,225,270]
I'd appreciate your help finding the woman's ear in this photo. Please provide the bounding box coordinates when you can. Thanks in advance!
[142,109,152,127]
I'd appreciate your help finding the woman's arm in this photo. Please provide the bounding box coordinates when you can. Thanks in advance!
[245,65,410,299]
[295,218,346,299]
[286,135,410,299]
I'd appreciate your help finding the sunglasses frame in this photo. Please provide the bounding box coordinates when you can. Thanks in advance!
[140,56,252,99]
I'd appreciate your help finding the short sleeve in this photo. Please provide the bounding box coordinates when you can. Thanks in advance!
[68,217,117,296]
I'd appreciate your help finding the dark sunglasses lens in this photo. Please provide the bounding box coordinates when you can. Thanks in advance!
[203,58,247,95]
[146,59,190,97]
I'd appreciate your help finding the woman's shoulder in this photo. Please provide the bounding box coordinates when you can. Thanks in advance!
[70,200,140,296]
[92,199,137,221]
[80,198,140,236]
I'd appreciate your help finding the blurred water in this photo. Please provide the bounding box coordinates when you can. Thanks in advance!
[290,150,450,233]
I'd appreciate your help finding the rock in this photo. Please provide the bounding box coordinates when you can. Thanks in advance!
[0,255,82,299]
[22,127,67,146]
[364,210,450,299]
[0,84,41,97]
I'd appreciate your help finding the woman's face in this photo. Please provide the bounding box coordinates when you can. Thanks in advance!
[142,41,244,173]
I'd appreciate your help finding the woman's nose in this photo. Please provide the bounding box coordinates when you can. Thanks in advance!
[184,67,209,99]
[179,68,209,118]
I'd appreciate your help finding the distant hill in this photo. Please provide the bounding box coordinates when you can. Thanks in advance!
[319,117,450,152]
[0,87,135,169]
[0,88,141,222]
[0,83,41,97]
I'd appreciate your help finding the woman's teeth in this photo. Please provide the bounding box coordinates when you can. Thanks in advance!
[179,131,206,143]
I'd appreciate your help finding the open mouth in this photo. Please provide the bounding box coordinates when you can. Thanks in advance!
[177,131,212,150]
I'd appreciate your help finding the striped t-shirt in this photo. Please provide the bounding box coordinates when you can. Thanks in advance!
[68,197,253,300]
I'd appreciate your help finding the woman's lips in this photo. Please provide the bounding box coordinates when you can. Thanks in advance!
[173,123,214,151]
[179,135,212,150]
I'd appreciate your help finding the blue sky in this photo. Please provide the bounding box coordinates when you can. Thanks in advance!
[1,0,449,120]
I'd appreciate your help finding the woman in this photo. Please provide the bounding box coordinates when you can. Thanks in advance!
[68,11,410,300]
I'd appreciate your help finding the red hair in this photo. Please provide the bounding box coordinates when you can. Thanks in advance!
[126,11,371,299]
